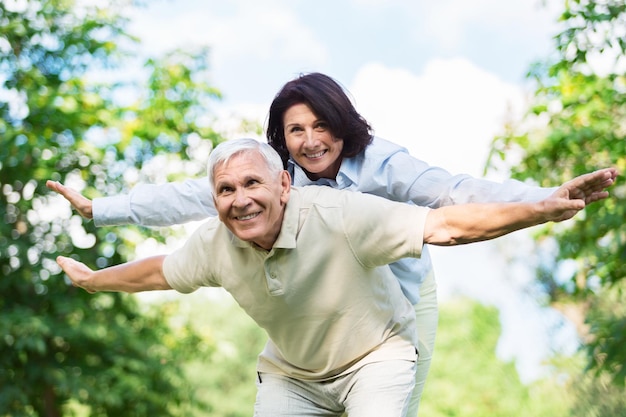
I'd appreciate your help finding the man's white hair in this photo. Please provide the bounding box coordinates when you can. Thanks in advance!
[207,138,285,190]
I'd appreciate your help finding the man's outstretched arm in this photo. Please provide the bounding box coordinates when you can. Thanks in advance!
[56,255,171,293]
[424,168,617,246]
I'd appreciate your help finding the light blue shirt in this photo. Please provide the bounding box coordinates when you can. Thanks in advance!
[93,136,554,304]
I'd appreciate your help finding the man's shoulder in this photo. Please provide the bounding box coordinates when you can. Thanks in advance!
[292,185,384,208]
[293,185,353,199]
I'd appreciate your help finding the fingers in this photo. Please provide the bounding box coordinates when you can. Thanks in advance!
[46,180,73,199]
[549,168,617,215]
[547,168,617,222]
[45,180,61,193]
[584,190,610,204]
[576,169,614,190]
[565,168,617,200]
[45,180,94,219]
[57,255,77,287]
[605,167,619,182]
[56,255,72,267]
[546,197,586,222]
[57,255,79,276]
[57,256,96,293]
[591,168,618,187]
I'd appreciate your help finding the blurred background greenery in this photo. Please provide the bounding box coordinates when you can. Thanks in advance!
[1,0,624,415]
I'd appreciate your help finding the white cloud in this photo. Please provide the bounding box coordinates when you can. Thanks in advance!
[360,0,560,51]
[350,59,528,177]
[128,2,328,70]
[126,1,330,107]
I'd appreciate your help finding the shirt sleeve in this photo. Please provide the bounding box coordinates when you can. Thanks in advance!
[162,223,220,293]
[92,178,217,227]
[337,190,430,267]
[363,139,556,208]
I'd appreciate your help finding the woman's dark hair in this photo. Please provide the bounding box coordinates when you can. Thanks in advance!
[266,72,373,167]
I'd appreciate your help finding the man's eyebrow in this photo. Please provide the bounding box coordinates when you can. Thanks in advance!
[243,173,264,182]
[216,174,262,187]
[214,178,232,188]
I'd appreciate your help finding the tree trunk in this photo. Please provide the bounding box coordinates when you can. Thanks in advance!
[43,385,61,417]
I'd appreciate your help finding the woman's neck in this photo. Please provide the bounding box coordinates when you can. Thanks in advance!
[303,157,343,181]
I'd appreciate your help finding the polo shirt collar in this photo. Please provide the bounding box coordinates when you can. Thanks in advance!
[272,188,299,249]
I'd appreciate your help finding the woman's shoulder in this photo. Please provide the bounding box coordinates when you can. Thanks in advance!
[363,136,409,158]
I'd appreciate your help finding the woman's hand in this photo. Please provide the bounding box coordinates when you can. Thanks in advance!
[46,180,93,219]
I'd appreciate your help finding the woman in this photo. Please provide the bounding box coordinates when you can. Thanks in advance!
[47,72,555,416]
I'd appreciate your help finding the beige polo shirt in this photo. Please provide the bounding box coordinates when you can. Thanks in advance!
[162,185,429,381]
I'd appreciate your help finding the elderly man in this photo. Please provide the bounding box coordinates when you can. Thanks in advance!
[56,138,615,417]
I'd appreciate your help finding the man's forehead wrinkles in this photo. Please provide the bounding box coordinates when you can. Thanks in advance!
[215,172,263,186]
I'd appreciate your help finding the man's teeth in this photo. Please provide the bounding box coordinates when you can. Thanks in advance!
[238,213,259,220]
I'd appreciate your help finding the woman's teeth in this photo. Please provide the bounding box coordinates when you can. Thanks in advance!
[306,150,325,158]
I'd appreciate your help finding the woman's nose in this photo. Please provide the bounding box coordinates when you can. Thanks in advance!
[304,129,319,147]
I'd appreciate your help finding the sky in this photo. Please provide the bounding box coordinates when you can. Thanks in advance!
[123,0,580,382]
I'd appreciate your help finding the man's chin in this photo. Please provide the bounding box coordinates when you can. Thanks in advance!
[232,228,260,243]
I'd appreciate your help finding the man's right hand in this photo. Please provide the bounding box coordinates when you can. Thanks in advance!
[46,180,93,219]
[57,256,97,293]
[541,167,617,222]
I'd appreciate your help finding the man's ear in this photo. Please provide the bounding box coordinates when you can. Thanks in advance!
[280,170,291,204]
[212,192,222,219]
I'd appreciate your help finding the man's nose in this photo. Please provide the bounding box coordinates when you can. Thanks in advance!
[232,188,251,207]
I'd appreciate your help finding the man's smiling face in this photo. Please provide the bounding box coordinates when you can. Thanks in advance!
[212,151,290,250]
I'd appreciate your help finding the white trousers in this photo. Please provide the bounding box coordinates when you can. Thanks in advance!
[254,359,416,417]
[407,271,439,416]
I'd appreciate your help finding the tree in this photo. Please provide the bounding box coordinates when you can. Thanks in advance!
[488,0,625,386]
[419,298,572,417]
[169,291,268,417]
[165,294,576,416]
[0,0,226,415]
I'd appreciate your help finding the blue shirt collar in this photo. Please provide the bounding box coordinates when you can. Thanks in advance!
[287,157,359,189]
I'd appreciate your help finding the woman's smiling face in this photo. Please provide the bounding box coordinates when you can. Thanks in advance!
[283,103,344,180]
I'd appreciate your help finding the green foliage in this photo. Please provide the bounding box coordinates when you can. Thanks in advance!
[162,295,579,417]
[0,0,227,415]
[420,299,571,417]
[546,351,626,417]
[585,280,626,385]
[487,0,625,387]
[568,366,626,417]
[171,291,268,417]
